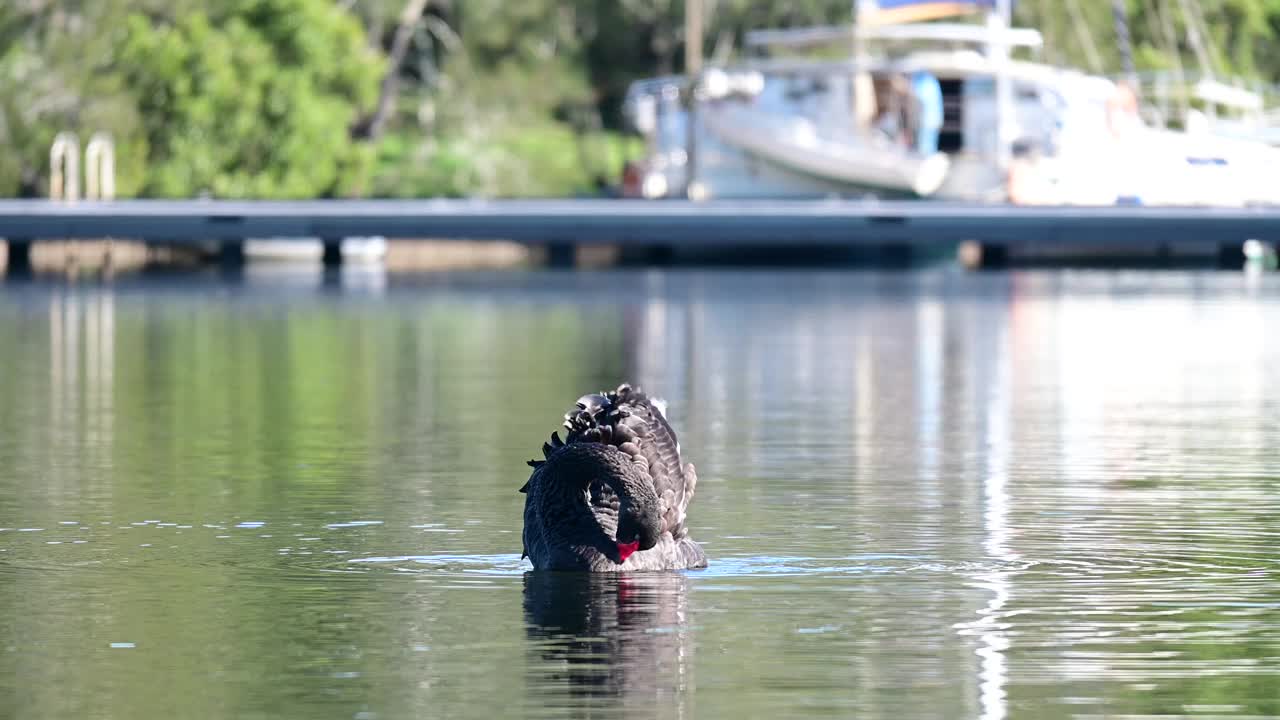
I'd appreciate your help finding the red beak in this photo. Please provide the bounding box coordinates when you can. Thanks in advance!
[616,540,640,564]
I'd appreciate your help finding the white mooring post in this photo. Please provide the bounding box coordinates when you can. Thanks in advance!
[85,133,116,201]
[50,132,81,202]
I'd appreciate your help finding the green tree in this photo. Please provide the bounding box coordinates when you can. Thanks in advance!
[119,0,383,198]
[0,0,382,199]
[7,0,1280,200]
[0,1,156,197]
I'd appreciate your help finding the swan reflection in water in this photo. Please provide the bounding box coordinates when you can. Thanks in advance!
[523,572,695,716]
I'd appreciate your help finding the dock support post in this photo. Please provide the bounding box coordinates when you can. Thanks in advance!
[219,239,246,269]
[4,239,32,275]
[958,241,1008,270]
[1217,242,1246,270]
[546,242,575,268]
[322,238,343,268]
[979,243,1008,269]
[877,243,914,267]
[648,245,676,266]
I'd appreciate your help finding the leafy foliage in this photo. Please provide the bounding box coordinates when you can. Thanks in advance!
[4,0,1280,199]
[118,0,382,198]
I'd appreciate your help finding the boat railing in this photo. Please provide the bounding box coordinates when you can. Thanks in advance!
[744,22,1042,52]
[625,75,685,100]
[1131,71,1279,114]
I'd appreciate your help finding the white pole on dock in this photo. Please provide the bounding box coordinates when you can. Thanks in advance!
[85,132,116,202]
[50,132,80,202]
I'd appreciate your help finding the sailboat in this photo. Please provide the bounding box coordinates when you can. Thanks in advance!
[620,0,1280,206]
[1128,0,1280,149]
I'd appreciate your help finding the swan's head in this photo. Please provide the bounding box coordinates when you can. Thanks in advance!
[614,478,662,563]
[532,441,663,566]
[580,444,661,564]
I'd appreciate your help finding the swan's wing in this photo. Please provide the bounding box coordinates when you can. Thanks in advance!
[557,384,697,541]
[614,387,694,540]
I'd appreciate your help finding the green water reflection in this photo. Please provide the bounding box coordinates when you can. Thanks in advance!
[1,270,1278,719]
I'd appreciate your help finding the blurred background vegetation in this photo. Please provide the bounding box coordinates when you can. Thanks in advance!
[2,0,1279,199]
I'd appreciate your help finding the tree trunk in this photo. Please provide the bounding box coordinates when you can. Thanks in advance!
[352,0,431,141]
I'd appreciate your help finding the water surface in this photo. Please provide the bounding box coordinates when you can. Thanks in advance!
[1,269,1278,718]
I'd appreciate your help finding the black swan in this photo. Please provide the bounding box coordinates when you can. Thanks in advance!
[521,384,708,571]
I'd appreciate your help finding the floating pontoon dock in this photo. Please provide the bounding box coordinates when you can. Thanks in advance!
[1,199,1278,270]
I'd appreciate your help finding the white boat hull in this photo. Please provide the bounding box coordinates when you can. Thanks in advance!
[702,105,952,197]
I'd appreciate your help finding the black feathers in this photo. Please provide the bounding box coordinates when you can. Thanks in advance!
[522,432,562,481]
[520,383,708,571]
[521,383,681,518]
[523,384,664,471]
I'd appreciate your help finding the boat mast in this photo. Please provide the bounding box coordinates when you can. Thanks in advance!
[1063,0,1105,73]
[684,0,704,199]
[991,0,1016,170]
[1150,0,1190,124]
[853,0,876,132]
[1112,0,1138,88]
[1175,0,1216,81]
